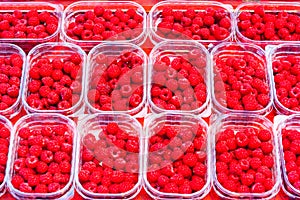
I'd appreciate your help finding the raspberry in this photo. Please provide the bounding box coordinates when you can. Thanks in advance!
[262,156,274,168]
[106,122,119,135]
[19,182,33,193]
[182,153,197,167]
[241,173,255,186]
[234,148,249,160]
[36,161,48,174]
[250,157,262,170]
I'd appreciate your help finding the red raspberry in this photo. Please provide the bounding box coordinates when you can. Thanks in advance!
[19,182,33,193]
[234,148,249,160]
[106,122,119,135]
[189,176,204,192]
[12,175,24,189]
[48,182,60,193]
[35,184,48,193]
[241,173,254,186]
[79,170,90,182]
[36,161,48,174]
[250,157,262,170]
[182,153,197,167]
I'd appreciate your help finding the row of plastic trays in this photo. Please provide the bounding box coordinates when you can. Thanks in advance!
[0,1,300,51]
[0,41,299,119]
[0,112,298,199]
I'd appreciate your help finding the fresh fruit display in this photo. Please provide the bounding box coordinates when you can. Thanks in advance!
[66,6,143,41]
[150,50,207,112]
[215,127,275,193]
[10,123,74,193]
[0,9,58,39]
[0,121,11,185]
[237,5,300,41]
[272,55,300,111]
[78,122,140,194]
[155,7,231,41]
[145,116,209,196]
[87,49,144,112]
[0,53,24,110]
[24,44,84,114]
[212,43,271,113]
[281,128,300,190]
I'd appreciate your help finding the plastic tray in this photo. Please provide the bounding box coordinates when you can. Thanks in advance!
[143,113,211,199]
[210,42,273,115]
[7,113,77,199]
[149,1,234,48]
[235,2,300,48]
[0,2,62,52]
[148,40,211,117]
[22,42,86,116]
[211,114,281,200]
[62,1,147,51]
[86,42,147,117]
[75,113,143,199]
[0,44,26,119]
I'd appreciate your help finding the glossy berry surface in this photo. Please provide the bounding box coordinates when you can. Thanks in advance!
[79,122,139,194]
[0,9,58,39]
[151,50,207,112]
[213,48,270,111]
[282,128,300,191]
[215,127,275,193]
[11,124,74,193]
[66,6,143,41]
[0,122,10,185]
[272,55,300,111]
[147,121,208,194]
[87,50,144,112]
[26,52,83,112]
[0,53,24,111]
[156,7,231,41]
[237,5,300,41]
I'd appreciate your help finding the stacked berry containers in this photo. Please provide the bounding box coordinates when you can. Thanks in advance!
[0,2,62,52]
[75,113,142,199]
[0,116,13,197]
[267,44,300,115]
[86,43,147,116]
[276,115,300,198]
[149,1,234,47]
[211,42,273,115]
[235,2,300,48]
[148,41,211,117]
[211,114,281,199]
[22,42,86,117]
[143,113,211,199]
[0,44,26,119]
[62,1,147,51]
[7,114,77,199]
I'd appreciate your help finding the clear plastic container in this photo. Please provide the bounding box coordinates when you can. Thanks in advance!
[211,42,273,115]
[148,41,211,117]
[62,1,147,51]
[0,116,13,197]
[75,113,143,199]
[22,42,86,117]
[86,43,147,117]
[0,2,63,52]
[235,2,300,48]
[0,43,26,119]
[276,115,300,198]
[211,114,281,200]
[7,113,77,199]
[267,44,300,115]
[143,113,211,199]
[149,1,234,48]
